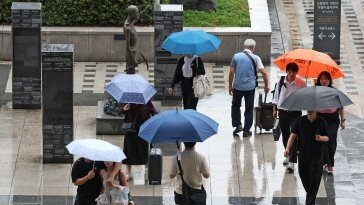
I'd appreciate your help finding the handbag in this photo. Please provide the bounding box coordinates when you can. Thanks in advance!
[120,114,137,135]
[273,118,281,141]
[192,57,211,99]
[95,193,109,205]
[175,156,207,205]
[109,187,129,205]
[193,75,211,99]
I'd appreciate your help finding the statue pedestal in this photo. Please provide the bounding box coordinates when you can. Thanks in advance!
[96,101,125,135]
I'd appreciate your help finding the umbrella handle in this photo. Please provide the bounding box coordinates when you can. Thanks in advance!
[306,61,311,79]
[176,140,181,151]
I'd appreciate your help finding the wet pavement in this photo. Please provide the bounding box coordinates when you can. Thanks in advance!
[2,0,364,204]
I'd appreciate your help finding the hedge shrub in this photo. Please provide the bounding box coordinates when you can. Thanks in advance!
[0,0,153,26]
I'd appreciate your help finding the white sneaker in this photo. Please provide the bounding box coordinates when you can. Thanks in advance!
[286,162,294,173]
[283,157,289,165]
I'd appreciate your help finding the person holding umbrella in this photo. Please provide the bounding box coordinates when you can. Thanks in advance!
[168,54,206,110]
[316,71,346,174]
[138,108,218,204]
[279,83,353,205]
[162,30,221,110]
[120,101,157,180]
[169,142,210,205]
[71,158,106,205]
[284,111,329,205]
[272,62,306,172]
[67,139,127,205]
[229,39,270,137]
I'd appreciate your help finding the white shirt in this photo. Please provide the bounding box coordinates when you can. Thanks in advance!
[272,76,307,110]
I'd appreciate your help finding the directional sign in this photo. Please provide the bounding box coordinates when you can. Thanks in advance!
[313,0,341,63]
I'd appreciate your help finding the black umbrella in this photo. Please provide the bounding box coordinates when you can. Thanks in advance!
[280,86,353,111]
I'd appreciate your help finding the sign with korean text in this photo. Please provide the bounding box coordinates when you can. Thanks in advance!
[313,0,341,62]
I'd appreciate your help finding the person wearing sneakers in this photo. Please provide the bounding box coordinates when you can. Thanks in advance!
[229,39,269,137]
[316,71,346,175]
[272,62,306,172]
[284,110,329,205]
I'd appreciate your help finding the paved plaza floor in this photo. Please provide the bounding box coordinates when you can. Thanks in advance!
[2,0,364,204]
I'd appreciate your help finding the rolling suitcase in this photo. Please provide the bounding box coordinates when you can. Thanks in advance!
[148,148,163,185]
[254,93,275,134]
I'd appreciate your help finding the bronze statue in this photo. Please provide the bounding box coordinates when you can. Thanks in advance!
[123,5,149,74]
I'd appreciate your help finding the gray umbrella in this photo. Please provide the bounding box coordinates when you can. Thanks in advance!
[280,86,353,111]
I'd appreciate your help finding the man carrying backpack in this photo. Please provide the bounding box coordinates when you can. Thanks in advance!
[272,62,306,173]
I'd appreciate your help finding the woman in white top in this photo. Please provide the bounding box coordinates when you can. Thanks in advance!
[168,55,205,110]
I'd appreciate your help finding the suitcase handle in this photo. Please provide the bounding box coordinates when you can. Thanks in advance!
[264,93,267,104]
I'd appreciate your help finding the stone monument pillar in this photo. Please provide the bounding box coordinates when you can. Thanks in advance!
[42,44,74,163]
[11,2,42,109]
[152,5,184,158]
[154,4,183,100]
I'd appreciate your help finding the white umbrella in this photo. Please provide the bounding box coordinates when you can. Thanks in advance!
[66,139,126,162]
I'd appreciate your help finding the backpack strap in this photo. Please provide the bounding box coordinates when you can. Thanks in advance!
[277,76,286,98]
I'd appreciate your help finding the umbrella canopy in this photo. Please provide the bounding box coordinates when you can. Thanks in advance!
[161,30,221,55]
[66,139,126,162]
[274,49,344,79]
[105,74,156,104]
[280,86,353,111]
[138,109,219,144]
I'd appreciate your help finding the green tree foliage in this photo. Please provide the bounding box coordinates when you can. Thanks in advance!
[0,0,153,26]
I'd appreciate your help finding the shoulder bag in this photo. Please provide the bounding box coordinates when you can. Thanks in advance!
[192,57,211,99]
[120,113,137,135]
[174,156,207,205]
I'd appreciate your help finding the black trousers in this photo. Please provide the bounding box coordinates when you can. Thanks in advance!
[182,77,198,110]
[298,154,323,205]
[74,195,97,205]
[318,112,340,167]
[278,110,301,163]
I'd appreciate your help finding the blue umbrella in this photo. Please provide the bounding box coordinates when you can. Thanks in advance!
[138,109,219,143]
[105,74,156,104]
[161,30,222,55]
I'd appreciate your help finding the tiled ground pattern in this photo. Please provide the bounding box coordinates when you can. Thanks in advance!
[2,0,364,204]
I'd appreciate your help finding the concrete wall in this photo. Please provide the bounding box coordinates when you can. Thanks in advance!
[0,0,271,63]
[0,26,271,63]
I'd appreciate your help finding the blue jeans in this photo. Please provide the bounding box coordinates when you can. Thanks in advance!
[231,88,255,131]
